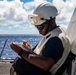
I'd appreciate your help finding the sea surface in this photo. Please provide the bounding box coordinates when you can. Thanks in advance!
[0,34,42,60]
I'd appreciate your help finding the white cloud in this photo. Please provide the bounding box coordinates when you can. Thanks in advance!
[34,0,46,6]
[53,0,75,26]
[0,0,28,26]
[24,2,35,10]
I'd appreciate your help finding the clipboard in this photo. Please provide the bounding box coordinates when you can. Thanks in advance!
[15,43,37,55]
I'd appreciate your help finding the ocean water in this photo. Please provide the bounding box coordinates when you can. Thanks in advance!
[0,34,42,60]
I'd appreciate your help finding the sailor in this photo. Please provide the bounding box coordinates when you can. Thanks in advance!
[10,2,71,75]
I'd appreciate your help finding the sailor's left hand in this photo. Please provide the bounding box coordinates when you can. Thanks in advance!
[10,42,22,54]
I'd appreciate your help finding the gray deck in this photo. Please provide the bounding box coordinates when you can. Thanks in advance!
[0,60,13,75]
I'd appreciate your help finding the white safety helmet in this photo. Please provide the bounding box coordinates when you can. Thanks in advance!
[28,2,58,25]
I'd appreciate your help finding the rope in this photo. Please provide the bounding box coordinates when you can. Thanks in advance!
[0,39,8,59]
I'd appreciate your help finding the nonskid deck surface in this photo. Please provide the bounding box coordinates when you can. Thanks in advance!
[0,60,14,75]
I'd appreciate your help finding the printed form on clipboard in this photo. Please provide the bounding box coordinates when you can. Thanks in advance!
[15,43,37,55]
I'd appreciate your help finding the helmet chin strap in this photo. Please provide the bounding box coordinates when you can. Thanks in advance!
[45,17,54,35]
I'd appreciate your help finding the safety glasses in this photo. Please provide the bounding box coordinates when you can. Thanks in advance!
[35,22,47,30]
[35,25,44,30]
[28,14,46,25]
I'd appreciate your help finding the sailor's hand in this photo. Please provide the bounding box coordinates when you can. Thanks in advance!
[10,42,22,54]
[23,41,31,49]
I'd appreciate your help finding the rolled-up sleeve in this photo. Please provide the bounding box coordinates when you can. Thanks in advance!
[43,37,64,63]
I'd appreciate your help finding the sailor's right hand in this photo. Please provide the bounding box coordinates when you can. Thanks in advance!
[22,41,31,49]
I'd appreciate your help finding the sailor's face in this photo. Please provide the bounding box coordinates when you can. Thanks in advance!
[35,22,48,35]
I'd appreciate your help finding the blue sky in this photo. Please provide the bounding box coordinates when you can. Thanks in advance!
[0,0,75,34]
